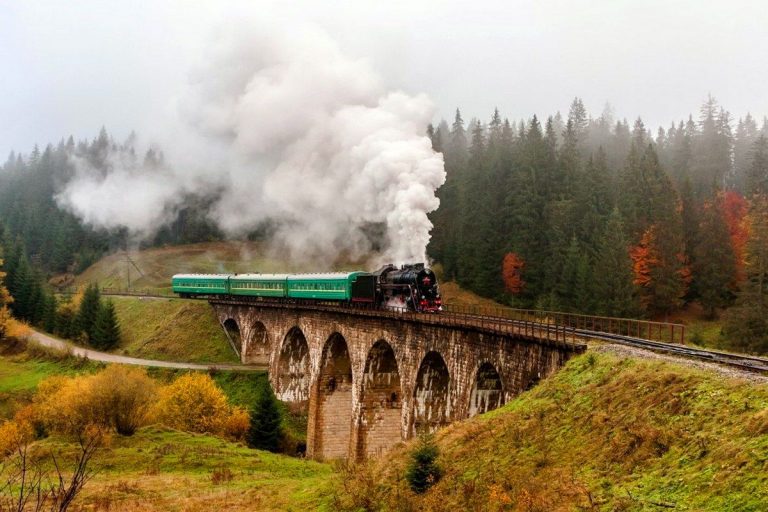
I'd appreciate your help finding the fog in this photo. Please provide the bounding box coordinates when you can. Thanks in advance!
[3,0,767,154]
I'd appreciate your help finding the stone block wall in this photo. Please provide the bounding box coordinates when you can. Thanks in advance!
[212,302,584,460]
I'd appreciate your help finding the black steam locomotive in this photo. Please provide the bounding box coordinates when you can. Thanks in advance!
[374,263,442,313]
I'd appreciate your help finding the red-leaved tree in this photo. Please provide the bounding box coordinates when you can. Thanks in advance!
[502,252,525,294]
[630,224,689,314]
[722,190,749,285]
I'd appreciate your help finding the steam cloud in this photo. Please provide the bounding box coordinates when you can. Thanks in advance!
[55,22,445,265]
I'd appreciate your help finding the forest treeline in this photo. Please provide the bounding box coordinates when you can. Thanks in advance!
[2,97,768,352]
[427,96,768,352]
[0,129,223,276]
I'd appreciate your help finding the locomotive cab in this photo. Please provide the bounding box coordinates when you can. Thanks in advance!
[375,263,442,313]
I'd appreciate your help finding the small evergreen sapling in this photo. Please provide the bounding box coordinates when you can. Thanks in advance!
[247,382,283,452]
[405,434,442,494]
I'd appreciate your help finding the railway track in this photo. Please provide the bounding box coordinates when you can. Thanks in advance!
[444,310,768,375]
[576,329,768,375]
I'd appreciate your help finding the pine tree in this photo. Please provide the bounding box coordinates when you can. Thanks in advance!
[592,209,640,317]
[405,434,442,494]
[77,283,101,343]
[41,292,57,333]
[557,237,592,313]
[693,197,737,317]
[91,299,120,350]
[247,382,283,452]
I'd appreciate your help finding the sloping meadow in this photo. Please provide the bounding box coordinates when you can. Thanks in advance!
[333,351,768,511]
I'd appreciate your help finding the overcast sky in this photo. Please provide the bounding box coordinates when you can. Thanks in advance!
[2,0,767,157]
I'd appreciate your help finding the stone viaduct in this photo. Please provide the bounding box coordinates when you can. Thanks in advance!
[211,299,585,461]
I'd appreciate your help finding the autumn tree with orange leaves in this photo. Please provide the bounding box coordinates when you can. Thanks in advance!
[501,252,525,295]
[722,190,749,284]
[0,254,12,339]
[630,223,690,316]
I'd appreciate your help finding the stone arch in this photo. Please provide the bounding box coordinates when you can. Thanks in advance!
[276,326,310,405]
[469,362,504,417]
[412,351,451,435]
[242,321,269,365]
[358,340,402,458]
[312,332,353,460]
[222,318,242,353]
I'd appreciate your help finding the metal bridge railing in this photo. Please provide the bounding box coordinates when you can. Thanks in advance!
[440,304,685,345]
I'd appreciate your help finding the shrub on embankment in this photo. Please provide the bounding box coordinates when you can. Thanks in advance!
[332,351,768,511]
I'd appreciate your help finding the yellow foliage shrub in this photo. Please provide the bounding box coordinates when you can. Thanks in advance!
[223,406,251,441]
[35,366,157,436]
[0,420,34,456]
[150,373,249,439]
[4,318,31,340]
[0,306,11,339]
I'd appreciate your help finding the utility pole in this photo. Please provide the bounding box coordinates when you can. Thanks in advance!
[124,252,145,291]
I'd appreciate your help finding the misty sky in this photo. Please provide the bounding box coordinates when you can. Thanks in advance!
[2,0,767,157]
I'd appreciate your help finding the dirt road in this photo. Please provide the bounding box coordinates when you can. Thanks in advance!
[29,330,266,371]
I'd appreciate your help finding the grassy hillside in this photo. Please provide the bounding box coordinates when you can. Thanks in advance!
[110,296,238,363]
[0,348,328,511]
[334,351,768,511]
[49,427,332,511]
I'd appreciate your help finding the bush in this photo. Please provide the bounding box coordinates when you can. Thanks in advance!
[405,434,442,494]
[35,366,157,435]
[150,373,249,440]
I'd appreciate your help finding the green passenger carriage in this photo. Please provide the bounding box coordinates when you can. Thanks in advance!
[171,274,230,297]
[229,273,289,298]
[286,272,373,301]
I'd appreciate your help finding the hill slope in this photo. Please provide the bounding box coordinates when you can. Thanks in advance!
[110,296,237,363]
[335,350,768,511]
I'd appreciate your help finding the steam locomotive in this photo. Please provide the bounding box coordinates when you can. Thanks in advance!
[171,263,442,313]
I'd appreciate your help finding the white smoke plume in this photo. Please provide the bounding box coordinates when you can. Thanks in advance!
[55,20,445,265]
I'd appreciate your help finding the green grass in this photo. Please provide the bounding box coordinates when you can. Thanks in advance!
[109,296,238,364]
[40,426,333,511]
[334,351,768,511]
[0,346,103,418]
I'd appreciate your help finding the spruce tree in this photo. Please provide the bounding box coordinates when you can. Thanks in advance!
[592,209,641,318]
[405,434,442,494]
[78,283,101,343]
[91,299,120,349]
[247,383,283,452]
[557,237,592,313]
[693,198,737,318]
[41,292,57,333]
